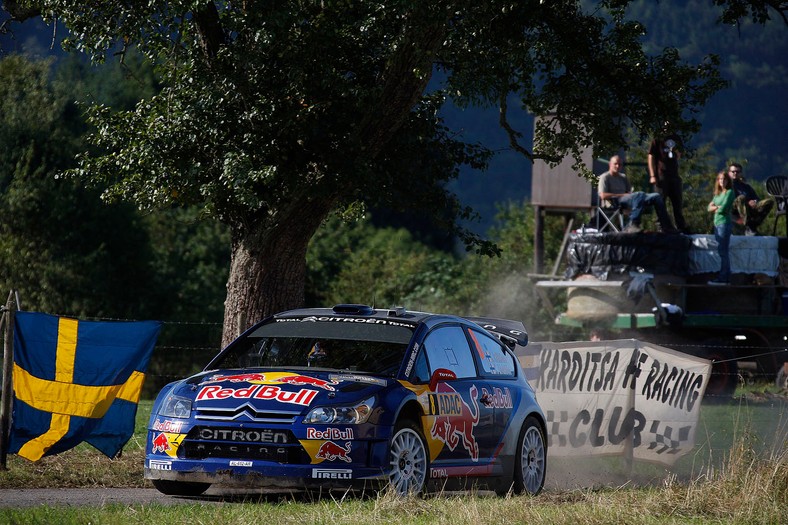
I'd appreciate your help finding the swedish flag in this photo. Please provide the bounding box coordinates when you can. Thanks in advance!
[8,312,161,461]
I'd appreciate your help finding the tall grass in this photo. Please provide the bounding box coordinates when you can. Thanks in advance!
[661,442,787,522]
[1,461,786,525]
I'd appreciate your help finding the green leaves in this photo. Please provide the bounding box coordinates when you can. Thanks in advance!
[11,1,780,333]
[0,54,229,322]
[712,0,788,25]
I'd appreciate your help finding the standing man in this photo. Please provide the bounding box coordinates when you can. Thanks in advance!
[728,162,774,236]
[598,155,677,234]
[648,122,688,233]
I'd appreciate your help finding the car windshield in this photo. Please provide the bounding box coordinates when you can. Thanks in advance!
[208,318,414,377]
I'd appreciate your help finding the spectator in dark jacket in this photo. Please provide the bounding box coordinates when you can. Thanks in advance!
[648,122,688,233]
[728,163,774,236]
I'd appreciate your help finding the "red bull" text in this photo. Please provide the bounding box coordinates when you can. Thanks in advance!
[197,385,318,406]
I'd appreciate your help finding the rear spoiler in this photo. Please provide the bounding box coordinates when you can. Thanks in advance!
[465,317,528,348]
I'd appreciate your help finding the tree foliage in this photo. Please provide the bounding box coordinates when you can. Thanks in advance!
[0,54,229,322]
[306,214,463,310]
[0,55,155,317]
[305,201,573,341]
[2,0,782,344]
[0,54,231,393]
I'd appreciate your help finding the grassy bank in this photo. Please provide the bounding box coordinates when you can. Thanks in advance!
[1,455,787,525]
[0,400,153,489]
[4,392,786,490]
[0,392,786,524]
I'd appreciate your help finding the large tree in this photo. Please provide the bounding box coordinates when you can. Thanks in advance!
[2,1,784,346]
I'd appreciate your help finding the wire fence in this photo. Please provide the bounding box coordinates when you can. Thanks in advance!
[2,313,785,401]
[142,319,224,397]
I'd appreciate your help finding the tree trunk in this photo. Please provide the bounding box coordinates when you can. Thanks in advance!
[220,196,333,348]
[220,15,449,348]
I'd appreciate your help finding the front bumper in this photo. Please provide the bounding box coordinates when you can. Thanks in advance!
[145,458,389,491]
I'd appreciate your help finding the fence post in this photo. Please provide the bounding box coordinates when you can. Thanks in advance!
[0,290,17,470]
[623,341,638,477]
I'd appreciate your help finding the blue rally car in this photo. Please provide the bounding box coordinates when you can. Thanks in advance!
[145,304,547,496]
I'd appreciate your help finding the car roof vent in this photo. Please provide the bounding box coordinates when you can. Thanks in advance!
[388,306,407,317]
[332,304,374,315]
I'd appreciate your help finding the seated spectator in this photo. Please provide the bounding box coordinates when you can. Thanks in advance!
[598,156,678,234]
[728,163,774,236]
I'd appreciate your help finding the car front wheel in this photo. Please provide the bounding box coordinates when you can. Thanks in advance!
[388,420,429,496]
[513,416,546,495]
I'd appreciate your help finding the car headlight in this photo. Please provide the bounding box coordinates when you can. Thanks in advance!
[158,394,192,419]
[303,396,374,424]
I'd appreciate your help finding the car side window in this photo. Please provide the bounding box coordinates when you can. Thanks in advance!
[468,328,516,377]
[422,326,477,379]
[410,350,430,383]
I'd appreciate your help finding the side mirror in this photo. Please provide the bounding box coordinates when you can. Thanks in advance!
[429,368,457,391]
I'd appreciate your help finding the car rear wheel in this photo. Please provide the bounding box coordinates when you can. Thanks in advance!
[513,416,546,496]
[777,366,788,390]
[151,479,211,497]
[701,339,738,400]
[388,420,429,496]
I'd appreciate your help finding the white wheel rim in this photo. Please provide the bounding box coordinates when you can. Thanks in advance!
[520,426,545,494]
[389,428,427,495]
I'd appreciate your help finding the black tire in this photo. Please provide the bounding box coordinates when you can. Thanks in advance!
[702,339,738,401]
[151,479,210,497]
[513,416,546,496]
[388,419,429,496]
[777,366,788,390]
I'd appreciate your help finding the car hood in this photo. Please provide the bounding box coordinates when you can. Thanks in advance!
[176,369,390,413]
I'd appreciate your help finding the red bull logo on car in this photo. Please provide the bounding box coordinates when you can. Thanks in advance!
[210,373,268,383]
[196,384,318,406]
[277,375,339,391]
[315,441,352,463]
[208,372,340,391]
[152,432,171,453]
[151,432,186,457]
[429,384,481,461]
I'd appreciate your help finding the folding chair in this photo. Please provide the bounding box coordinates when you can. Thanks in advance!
[766,176,788,236]
[591,189,624,232]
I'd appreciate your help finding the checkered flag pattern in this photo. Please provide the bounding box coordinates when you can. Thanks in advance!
[545,410,569,447]
[648,421,692,454]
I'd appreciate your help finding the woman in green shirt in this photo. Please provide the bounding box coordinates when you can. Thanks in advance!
[707,170,734,285]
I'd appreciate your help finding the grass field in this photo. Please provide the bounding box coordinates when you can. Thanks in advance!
[1,388,786,524]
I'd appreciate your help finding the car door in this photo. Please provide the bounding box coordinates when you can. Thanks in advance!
[419,325,495,468]
[466,327,519,448]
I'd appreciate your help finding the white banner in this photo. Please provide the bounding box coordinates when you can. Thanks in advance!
[517,340,711,466]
